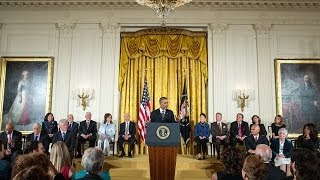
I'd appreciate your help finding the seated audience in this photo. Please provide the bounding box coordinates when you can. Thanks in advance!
[0,122,22,164]
[270,128,292,176]
[118,113,136,158]
[26,123,49,152]
[24,141,46,154]
[211,112,229,159]
[271,115,285,139]
[0,139,11,180]
[242,154,267,180]
[211,147,245,180]
[50,141,75,180]
[97,113,116,156]
[282,148,320,180]
[244,124,268,154]
[67,114,79,136]
[255,144,285,180]
[230,113,250,147]
[78,147,109,180]
[12,152,65,180]
[250,115,267,136]
[41,112,58,145]
[194,113,210,160]
[297,123,319,150]
[12,165,51,180]
[52,119,76,158]
[77,112,97,157]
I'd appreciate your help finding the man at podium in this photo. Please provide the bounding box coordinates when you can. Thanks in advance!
[150,97,175,123]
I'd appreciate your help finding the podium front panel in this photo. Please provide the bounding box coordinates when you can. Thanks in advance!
[146,123,180,147]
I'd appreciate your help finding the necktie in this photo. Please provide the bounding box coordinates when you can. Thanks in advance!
[62,132,65,141]
[255,136,258,142]
[69,123,72,128]
[219,123,222,134]
[86,121,90,129]
[34,135,38,141]
[7,135,12,150]
[125,123,129,135]
[161,110,165,121]
[238,123,243,137]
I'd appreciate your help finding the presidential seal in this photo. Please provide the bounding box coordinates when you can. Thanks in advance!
[156,125,170,140]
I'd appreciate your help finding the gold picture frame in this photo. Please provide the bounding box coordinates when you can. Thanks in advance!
[0,57,54,134]
[275,58,320,138]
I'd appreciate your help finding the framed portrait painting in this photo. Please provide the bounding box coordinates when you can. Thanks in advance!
[0,57,53,134]
[275,59,320,136]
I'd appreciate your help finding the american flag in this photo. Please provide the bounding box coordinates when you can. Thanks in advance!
[138,78,151,143]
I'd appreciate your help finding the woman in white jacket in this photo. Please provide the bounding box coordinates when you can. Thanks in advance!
[98,113,115,156]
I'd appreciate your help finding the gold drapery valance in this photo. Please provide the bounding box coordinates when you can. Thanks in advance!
[118,27,208,154]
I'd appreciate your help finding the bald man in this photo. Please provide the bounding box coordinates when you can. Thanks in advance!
[255,144,285,180]
[244,124,269,154]
[0,122,22,163]
[26,123,49,151]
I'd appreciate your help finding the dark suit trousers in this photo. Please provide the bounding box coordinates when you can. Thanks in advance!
[118,136,135,154]
[213,138,228,155]
[194,136,209,154]
[77,135,96,154]
[230,136,244,147]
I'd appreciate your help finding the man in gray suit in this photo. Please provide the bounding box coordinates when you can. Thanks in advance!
[211,112,229,159]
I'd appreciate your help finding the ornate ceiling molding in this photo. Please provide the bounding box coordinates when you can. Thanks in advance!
[0,0,319,9]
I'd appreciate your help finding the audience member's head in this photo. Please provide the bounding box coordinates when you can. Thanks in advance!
[50,141,71,172]
[58,119,69,132]
[278,128,288,141]
[24,141,45,154]
[221,147,245,176]
[290,148,320,180]
[67,114,74,123]
[44,113,54,121]
[12,166,50,180]
[236,113,244,122]
[5,122,14,134]
[81,147,104,175]
[12,153,50,177]
[255,144,272,163]
[242,154,267,180]
[104,113,113,124]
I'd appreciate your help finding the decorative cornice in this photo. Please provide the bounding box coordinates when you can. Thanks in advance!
[120,27,207,37]
[56,23,76,37]
[253,24,272,34]
[0,0,320,9]
[100,23,119,35]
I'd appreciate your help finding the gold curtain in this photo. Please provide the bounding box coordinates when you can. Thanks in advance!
[118,28,208,154]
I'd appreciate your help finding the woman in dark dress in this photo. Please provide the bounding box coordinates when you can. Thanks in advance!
[271,115,286,139]
[211,147,245,180]
[297,123,319,150]
[41,113,58,144]
[250,115,267,136]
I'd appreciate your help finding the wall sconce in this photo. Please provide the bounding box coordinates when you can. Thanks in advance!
[232,89,254,112]
[73,88,94,111]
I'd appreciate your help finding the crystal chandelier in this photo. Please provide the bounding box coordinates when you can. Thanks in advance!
[135,0,192,19]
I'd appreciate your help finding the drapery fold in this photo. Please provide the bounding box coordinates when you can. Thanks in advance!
[118,28,208,154]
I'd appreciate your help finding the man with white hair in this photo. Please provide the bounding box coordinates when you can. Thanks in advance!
[255,144,285,180]
[78,147,111,180]
[77,112,97,157]
[67,114,79,136]
[52,119,76,157]
[26,123,49,151]
[244,124,269,154]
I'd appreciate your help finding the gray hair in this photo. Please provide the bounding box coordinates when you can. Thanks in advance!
[255,144,272,163]
[81,147,104,174]
[278,128,288,136]
[59,119,68,125]
[33,123,41,129]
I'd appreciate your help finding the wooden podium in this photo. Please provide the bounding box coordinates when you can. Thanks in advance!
[146,123,180,180]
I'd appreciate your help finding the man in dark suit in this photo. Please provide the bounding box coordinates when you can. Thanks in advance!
[77,112,97,157]
[52,119,76,157]
[0,122,22,164]
[229,113,250,147]
[150,97,175,123]
[26,123,49,152]
[118,113,136,157]
[67,114,79,136]
[211,112,229,159]
[255,144,285,180]
[245,124,269,154]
